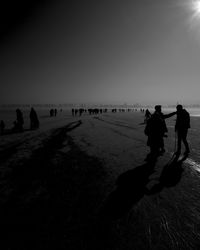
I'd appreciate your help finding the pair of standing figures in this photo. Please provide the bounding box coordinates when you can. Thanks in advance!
[145,105,190,157]
[14,108,39,132]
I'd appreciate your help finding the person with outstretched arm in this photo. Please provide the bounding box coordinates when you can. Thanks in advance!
[144,105,176,157]
[175,105,190,156]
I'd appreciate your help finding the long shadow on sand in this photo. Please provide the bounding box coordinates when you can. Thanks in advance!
[146,153,187,195]
[101,153,187,221]
[100,156,157,220]
[0,120,87,250]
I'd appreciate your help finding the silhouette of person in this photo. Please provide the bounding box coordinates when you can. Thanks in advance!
[154,105,177,153]
[15,109,24,131]
[30,107,39,130]
[175,105,190,155]
[50,109,54,117]
[0,120,5,134]
[145,105,176,157]
[144,109,151,123]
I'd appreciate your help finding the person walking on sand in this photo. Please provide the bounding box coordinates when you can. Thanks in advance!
[175,105,190,156]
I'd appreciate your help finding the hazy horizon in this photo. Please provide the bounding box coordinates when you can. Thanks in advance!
[1,0,200,105]
[1,100,200,108]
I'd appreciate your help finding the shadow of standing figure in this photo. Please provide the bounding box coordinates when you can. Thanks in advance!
[146,153,187,195]
[100,156,157,221]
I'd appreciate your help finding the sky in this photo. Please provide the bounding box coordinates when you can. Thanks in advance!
[1,0,200,105]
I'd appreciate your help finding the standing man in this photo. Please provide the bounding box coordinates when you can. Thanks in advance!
[16,108,24,132]
[30,107,39,130]
[144,105,176,157]
[154,105,177,154]
[175,105,190,155]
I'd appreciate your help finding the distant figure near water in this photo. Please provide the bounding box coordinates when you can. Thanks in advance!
[14,109,24,132]
[0,120,5,134]
[50,109,54,117]
[175,105,190,156]
[145,105,176,158]
[30,107,39,130]
[144,109,151,123]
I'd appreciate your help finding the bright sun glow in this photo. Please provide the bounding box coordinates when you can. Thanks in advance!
[191,0,200,20]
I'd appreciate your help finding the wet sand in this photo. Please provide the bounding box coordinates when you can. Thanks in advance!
[0,111,200,249]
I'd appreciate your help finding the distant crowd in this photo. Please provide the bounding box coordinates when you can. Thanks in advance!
[70,105,191,159]
[49,108,62,117]
[2,106,189,161]
[70,105,190,159]
[0,107,145,135]
[71,107,143,116]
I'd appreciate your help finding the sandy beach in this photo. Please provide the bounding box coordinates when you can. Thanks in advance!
[1,109,200,249]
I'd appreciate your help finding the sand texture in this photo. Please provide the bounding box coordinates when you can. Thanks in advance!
[0,110,200,249]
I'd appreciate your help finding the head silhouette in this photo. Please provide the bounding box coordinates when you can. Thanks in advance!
[176,104,183,112]
[155,105,162,113]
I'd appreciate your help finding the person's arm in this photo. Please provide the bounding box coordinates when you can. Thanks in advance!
[163,112,177,119]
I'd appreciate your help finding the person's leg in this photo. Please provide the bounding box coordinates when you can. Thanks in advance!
[176,131,181,154]
[182,130,190,154]
[159,137,165,154]
[148,136,159,156]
